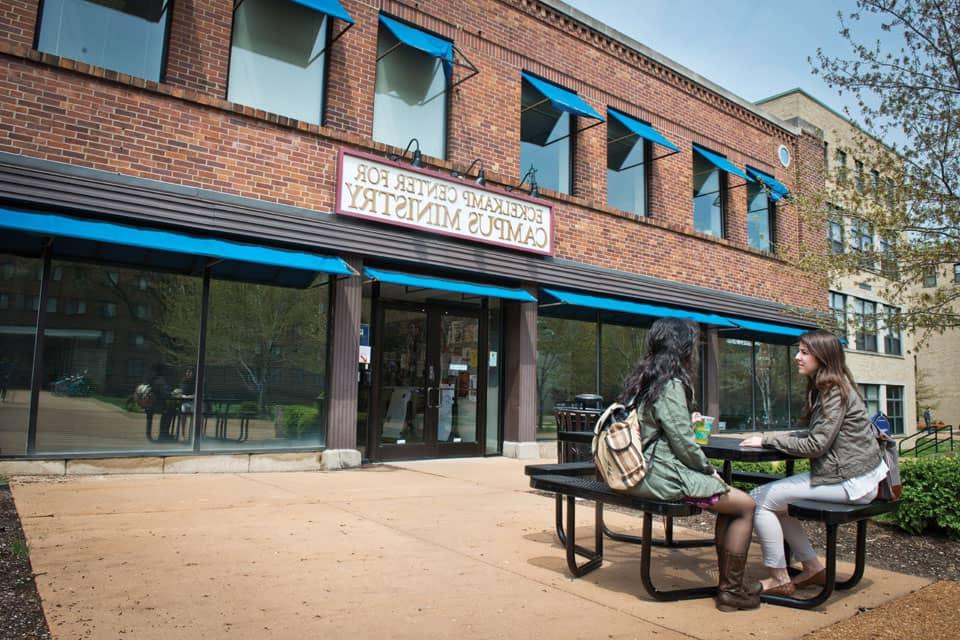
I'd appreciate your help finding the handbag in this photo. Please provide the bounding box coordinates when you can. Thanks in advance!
[871,417,902,500]
[591,401,657,491]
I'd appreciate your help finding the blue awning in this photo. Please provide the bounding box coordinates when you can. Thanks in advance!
[0,208,353,288]
[522,72,603,121]
[608,109,679,152]
[693,144,753,183]
[542,289,737,327]
[718,316,807,338]
[745,166,790,202]
[291,0,354,24]
[379,15,453,63]
[365,267,535,302]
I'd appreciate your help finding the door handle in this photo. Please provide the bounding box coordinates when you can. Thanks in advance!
[426,386,438,408]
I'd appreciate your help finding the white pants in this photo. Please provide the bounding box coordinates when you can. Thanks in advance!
[750,472,877,569]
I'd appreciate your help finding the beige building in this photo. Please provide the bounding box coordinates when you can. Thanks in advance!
[757,89,918,436]
[912,263,960,429]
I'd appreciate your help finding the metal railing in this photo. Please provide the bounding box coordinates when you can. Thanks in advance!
[897,424,955,457]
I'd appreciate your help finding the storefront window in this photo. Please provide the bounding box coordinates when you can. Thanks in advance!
[599,323,647,403]
[197,278,330,451]
[0,257,41,455]
[34,261,200,453]
[719,338,802,431]
[228,0,329,125]
[536,316,596,439]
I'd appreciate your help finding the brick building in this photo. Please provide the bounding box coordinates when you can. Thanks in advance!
[0,0,825,466]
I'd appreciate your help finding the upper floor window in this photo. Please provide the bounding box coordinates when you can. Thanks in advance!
[884,306,902,356]
[923,267,938,288]
[36,0,173,82]
[605,109,677,216]
[228,0,353,126]
[835,149,848,183]
[850,218,875,270]
[870,169,880,196]
[746,181,774,252]
[852,297,878,352]
[954,263,960,284]
[373,15,452,159]
[829,291,847,339]
[692,145,738,238]
[854,160,865,193]
[520,74,602,195]
[828,216,845,255]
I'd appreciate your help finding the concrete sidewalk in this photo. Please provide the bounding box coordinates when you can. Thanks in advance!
[11,457,928,640]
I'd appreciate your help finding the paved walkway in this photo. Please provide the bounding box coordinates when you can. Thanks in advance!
[11,457,929,639]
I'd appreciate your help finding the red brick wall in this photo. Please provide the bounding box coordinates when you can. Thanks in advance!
[0,0,826,311]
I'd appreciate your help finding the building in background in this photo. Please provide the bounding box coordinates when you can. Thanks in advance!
[911,263,960,430]
[0,0,825,465]
[757,88,917,436]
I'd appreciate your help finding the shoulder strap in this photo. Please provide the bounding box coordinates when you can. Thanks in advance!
[594,402,625,436]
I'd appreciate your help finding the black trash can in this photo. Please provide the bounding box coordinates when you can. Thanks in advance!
[574,393,604,410]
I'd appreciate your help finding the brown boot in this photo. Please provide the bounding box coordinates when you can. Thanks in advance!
[716,551,761,612]
[717,544,761,596]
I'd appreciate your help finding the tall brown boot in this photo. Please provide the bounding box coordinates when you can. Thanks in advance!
[717,544,761,596]
[716,551,761,612]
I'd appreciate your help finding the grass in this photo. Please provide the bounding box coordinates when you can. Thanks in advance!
[11,538,29,560]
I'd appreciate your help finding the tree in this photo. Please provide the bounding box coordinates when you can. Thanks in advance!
[804,0,959,339]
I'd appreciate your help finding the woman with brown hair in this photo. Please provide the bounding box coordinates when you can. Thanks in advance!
[741,329,887,595]
[622,318,760,611]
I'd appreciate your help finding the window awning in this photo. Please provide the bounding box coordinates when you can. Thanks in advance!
[291,0,354,24]
[379,15,453,63]
[365,267,535,302]
[0,207,353,288]
[745,166,790,202]
[719,316,806,338]
[543,289,737,327]
[608,109,679,152]
[522,72,603,121]
[693,144,753,183]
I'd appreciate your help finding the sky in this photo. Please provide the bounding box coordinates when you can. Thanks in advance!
[562,0,891,125]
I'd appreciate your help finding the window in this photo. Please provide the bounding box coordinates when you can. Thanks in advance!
[693,150,725,238]
[45,297,58,313]
[373,15,450,159]
[859,383,880,418]
[870,169,880,196]
[954,264,960,284]
[823,141,829,171]
[133,303,149,319]
[1,263,14,279]
[879,238,899,280]
[835,150,847,183]
[137,275,149,291]
[854,160,864,193]
[850,218,875,269]
[106,271,120,286]
[829,291,847,339]
[828,211,845,255]
[885,177,896,210]
[853,298,878,352]
[103,302,118,318]
[718,339,804,431]
[520,76,572,194]
[36,0,172,82]
[65,299,87,315]
[923,268,937,288]
[747,181,774,252]
[886,385,904,435]
[52,266,63,281]
[884,306,902,356]
[606,109,648,215]
[228,0,332,125]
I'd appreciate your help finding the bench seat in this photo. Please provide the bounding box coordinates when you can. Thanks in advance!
[524,461,595,477]
[530,474,700,517]
[788,498,898,524]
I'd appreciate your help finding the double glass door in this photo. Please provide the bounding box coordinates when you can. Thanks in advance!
[375,304,483,459]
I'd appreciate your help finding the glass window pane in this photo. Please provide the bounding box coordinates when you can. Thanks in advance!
[520,79,571,194]
[754,343,789,428]
[747,182,773,251]
[693,153,723,237]
[719,338,753,431]
[199,278,330,450]
[885,385,903,435]
[607,117,646,215]
[228,0,328,125]
[373,26,447,158]
[34,262,200,453]
[37,0,171,82]
[536,316,596,440]
[599,323,647,403]
[0,256,41,454]
[789,344,804,424]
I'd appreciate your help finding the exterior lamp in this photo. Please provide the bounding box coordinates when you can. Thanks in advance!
[452,159,486,186]
[509,166,540,198]
[389,138,424,167]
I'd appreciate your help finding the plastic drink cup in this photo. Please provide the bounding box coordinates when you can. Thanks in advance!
[693,416,713,445]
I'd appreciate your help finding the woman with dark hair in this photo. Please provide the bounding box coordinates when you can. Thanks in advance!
[742,329,887,595]
[623,318,760,612]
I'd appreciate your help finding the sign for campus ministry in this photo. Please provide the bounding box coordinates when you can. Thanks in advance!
[336,150,554,256]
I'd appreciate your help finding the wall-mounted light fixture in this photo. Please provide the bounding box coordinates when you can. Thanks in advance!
[389,138,424,168]
[508,166,540,198]
[452,159,486,186]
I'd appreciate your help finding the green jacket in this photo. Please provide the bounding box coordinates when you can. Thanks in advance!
[627,379,727,500]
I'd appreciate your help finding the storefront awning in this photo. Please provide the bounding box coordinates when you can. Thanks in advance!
[745,166,790,202]
[542,289,736,327]
[718,317,806,338]
[693,144,753,183]
[0,207,353,288]
[608,109,679,152]
[521,72,603,121]
[379,15,453,63]
[291,0,354,23]
[365,267,536,302]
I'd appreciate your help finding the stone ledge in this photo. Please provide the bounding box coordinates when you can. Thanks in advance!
[163,455,249,474]
[249,452,322,472]
[0,460,67,476]
[66,457,164,475]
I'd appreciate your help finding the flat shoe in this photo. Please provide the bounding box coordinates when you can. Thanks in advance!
[793,569,827,588]
[761,581,796,596]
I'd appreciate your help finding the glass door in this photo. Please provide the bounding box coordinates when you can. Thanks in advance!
[374,304,483,460]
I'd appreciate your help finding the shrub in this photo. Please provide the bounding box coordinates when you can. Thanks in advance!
[891,456,960,539]
[283,405,321,438]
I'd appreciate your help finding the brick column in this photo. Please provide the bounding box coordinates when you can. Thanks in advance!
[324,257,362,462]
[502,295,539,458]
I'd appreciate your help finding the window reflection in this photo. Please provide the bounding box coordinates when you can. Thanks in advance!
[536,316,596,439]
[0,257,41,454]
[693,153,724,237]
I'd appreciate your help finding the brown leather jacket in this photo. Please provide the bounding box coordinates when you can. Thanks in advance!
[762,383,881,486]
